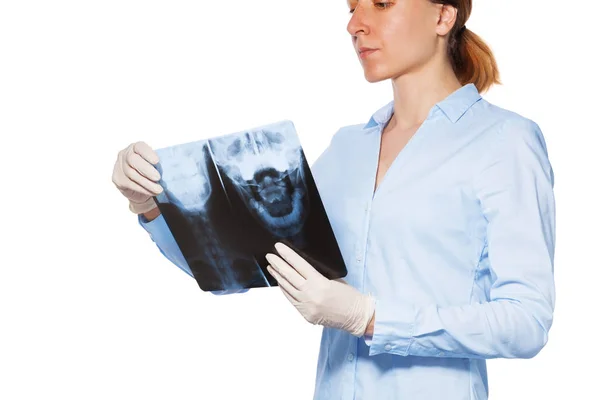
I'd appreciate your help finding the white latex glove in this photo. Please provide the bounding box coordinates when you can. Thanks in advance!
[266,242,376,337]
[112,141,164,214]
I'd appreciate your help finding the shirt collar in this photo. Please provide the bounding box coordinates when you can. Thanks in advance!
[363,83,482,130]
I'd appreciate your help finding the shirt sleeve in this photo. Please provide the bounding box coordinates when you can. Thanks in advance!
[366,117,556,359]
[137,212,249,295]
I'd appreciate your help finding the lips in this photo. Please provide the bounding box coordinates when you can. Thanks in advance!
[358,46,376,53]
[358,46,378,58]
[358,47,378,59]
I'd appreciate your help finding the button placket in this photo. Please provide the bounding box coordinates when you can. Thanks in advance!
[356,202,372,264]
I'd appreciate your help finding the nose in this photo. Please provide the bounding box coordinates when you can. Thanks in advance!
[346,4,370,37]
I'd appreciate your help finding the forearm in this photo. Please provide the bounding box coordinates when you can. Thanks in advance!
[367,296,552,359]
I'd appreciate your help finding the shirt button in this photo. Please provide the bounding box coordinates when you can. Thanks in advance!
[347,353,354,361]
[384,344,392,351]
[356,256,362,263]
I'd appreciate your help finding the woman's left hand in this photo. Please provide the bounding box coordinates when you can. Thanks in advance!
[266,242,375,337]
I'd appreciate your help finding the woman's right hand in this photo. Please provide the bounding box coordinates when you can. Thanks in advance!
[112,141,164,214]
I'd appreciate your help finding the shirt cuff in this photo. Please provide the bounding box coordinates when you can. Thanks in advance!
[137,212,184,255]
[138,212,166,239]
[367,298,416,356]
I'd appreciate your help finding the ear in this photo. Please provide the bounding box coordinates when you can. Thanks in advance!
[435,4,459,37]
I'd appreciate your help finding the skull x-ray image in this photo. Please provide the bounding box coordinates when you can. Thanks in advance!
[153,120,347,292]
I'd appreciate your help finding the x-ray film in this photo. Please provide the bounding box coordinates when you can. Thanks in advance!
[153,120,348,292]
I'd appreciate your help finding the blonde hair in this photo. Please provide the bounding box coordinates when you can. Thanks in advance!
[431,0,501,93]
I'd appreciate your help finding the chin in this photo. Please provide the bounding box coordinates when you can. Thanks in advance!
[363,69,391,83]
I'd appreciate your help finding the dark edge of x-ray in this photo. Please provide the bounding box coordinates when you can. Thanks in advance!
[151,120,347,292]
[272,238,342,280]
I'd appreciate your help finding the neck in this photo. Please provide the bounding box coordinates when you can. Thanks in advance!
[389,52,463,130]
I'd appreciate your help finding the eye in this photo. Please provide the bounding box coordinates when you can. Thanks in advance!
[374,2,392,9]
[349,1,392,14]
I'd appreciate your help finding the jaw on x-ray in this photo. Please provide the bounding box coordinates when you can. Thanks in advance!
[208,128,310,238]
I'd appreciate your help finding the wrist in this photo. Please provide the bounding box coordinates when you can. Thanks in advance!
[141,206,161,222]
[364,309,375,337]
[129,198,157,215]
[347,293,376,337]
[362,295,376,337]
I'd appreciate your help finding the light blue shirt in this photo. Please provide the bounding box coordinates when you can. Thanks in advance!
[137,83,556,399]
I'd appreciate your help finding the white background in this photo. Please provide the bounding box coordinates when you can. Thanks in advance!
[1,0,598,399]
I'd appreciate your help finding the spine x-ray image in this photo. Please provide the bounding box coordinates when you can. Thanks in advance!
[153,120,347,292]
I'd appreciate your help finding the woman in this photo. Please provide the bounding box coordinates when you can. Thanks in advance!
[112,0,556,398]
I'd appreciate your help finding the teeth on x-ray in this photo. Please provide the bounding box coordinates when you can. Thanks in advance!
[153,120,347,292]
[208,128,308,238]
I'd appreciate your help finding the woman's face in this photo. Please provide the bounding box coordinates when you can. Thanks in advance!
[347,0,444,83]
